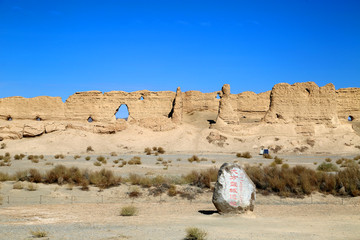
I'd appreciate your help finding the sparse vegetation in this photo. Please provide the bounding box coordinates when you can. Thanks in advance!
[85,156,91,161]
[30,228,48,238]
[74,155,81,160]
[120,205,138,216]
[325,158,332,162]
[94,161,102,166]
[263,153,273,159]
[128,156,141,165]
[168,184,177,196]
[144,146,165,155]
[86,146,94,152]
[13,182,24,189]
[239,152,252,158]
[185,227,208,240]
[273,156,283,164]
[27,183,38,191]
[188,155,200,163]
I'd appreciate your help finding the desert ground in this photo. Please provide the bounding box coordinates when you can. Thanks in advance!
[0,118,360,240]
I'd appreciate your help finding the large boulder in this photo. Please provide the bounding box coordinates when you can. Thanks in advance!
[212,163,256,214]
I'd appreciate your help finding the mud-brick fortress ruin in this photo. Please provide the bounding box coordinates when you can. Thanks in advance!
[0,82,359,141]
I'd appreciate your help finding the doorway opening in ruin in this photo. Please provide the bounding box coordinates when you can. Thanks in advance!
[305,88,311,95]
[36,117,42,121]
[139,96,144,100]
[7,116,12,121]
[115,104,129,120]
[348,116,354,121]
[216,93,221,99]
[87,117,93,123]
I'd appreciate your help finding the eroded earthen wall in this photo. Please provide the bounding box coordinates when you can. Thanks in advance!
[336,88,360,122]
[264,82,339,126]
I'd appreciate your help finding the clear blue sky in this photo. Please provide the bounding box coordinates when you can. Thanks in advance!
[1,0,359,101]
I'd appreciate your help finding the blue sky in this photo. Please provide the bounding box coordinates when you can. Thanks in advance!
[0,0,359,101]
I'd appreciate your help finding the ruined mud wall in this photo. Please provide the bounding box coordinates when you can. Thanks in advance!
[264,82,339,126]
[66,90,175,122]
[336,88,360,122]
[182,91,220,113]
[233,91,271,121]
[0,96,65,121]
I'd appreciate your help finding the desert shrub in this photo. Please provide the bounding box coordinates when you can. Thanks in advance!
[144,147,152,155]
[281,163,289,169]
[152,147,158,151]
[74,155,81,160]
[85,156,91,161]
[110,152,117,156]
[157,147,165,154]
[336,158,345,165]
[183,167,218,188]
[263,154,273,159]
[30,229,48,238]
[168,184,177,196]
[28,155,34,160]
[211,160,216,164]
[14,154,21,160]
[80,180,89,191]
[128,186,141,198]
[273,156,283,164]
[39,155,44,159]
[94,162,101,167]
[185,227,207,240]
[59,154,65,159]
[157,157,163,162]
[188,155,200,163]
[86,146,94,152]
[4,152,10,157]
[89,168,119,189]
[0,172,14,181]
[337,164,360,196]
[128,156,141,165]
[120,206,138,216]
[31,159,39,163]
[28,169,42,182]
[354,155,360,161]
[13,182,24,189]
[236,152,252,158]
[0,155,3,160]
[27,183,38,191]
[0,143,6,149]
[177,158,182,161]
[325,158,332,162]
[113,159,119,164]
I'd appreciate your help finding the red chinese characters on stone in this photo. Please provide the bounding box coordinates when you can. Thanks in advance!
[228,168,245,206]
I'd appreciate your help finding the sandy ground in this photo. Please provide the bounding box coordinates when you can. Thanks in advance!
[1,189,360,240]
[0,121,359,240]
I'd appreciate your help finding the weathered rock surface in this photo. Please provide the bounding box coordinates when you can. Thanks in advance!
[212,163,256,214]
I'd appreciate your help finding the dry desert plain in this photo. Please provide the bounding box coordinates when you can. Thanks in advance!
[0,126,359,240]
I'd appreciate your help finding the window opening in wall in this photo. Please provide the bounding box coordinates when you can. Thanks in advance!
[216,93,221,99]
[7,116,12,121]
[36,117,42,121]
[115,104,129,120]
[139,96,144,100]
[348,116,354,122]
[88,117,93,123]
[305,88,311,94]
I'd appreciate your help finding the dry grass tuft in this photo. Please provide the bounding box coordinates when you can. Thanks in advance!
[185,227,208,240]
[120,205,138,216]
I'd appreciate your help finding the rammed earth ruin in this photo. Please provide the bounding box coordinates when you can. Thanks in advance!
[0,82,359,141]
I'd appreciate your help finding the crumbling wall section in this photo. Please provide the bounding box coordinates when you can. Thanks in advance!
[336,88,360,122]
[264,82,339,126]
